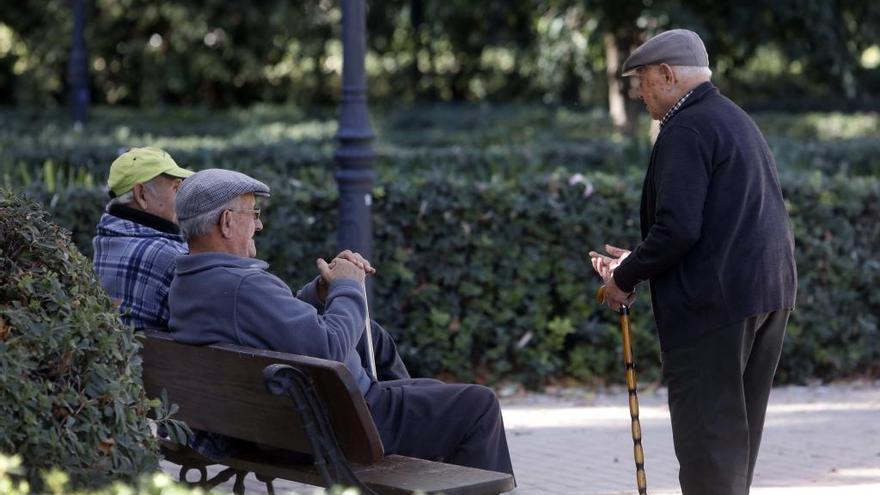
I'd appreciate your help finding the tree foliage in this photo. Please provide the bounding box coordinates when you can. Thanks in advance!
[0,1,877,108]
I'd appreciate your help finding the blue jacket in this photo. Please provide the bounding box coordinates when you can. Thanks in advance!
[168,252,372,395]
[92,206,188,329]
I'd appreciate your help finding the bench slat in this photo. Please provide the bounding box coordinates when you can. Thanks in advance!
[142,331,515,494]
[141,331,384,464]
[208,450,515,495]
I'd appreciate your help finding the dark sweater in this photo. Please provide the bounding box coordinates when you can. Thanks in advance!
[614,82,797,350]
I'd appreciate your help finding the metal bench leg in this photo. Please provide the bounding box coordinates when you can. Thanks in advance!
[232,470,246,495]
[263,364,378,495]
[256,473,276,494]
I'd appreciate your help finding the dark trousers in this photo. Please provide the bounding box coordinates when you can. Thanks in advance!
[357,319,411,381]
[365,378,515,478]
[661,309,789,495]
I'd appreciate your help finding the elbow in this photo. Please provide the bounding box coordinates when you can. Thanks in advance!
[679,229,701,250]
[667,220,701,253]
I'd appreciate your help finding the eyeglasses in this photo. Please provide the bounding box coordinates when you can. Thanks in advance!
[227,208,261,221]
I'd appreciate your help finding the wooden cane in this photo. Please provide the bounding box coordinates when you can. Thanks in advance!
[597,286,647,495]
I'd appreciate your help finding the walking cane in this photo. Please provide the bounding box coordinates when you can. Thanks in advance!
[363,283,378,381]
[597,286,647,495]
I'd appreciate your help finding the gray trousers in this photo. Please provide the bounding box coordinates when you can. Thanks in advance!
[365,378,515,477]
[359,320,515,477]
[661,309,789,495]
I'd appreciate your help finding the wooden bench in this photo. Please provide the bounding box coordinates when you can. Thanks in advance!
[141,330,515,494]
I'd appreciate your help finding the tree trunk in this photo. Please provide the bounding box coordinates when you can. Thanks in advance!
[409,0,423,98]
[605,33,626,132]
[604,32,641,136]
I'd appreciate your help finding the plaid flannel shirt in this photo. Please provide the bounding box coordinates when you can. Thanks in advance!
[92,212,188,330]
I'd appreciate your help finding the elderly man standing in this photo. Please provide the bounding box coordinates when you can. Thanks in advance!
[168,169,513,476]
[589,30,796,495]
[92,147,193,330]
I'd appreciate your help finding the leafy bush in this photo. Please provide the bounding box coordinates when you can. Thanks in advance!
[0,191,160,489]
[14,166,879,387]
[0,453,198,495]
[0,452,361,495]
[780,171,880,382]
[1,106,877,387]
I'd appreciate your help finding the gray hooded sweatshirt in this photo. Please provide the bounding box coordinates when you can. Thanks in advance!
[168,252,371,395]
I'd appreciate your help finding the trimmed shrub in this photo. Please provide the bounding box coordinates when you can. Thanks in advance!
[779,171,880,382]
[0,191,160,489]
[15,165,880,387]
[1,106,877,387]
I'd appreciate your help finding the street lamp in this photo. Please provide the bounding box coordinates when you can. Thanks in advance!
[68,0,90,125]
[335,0,376,301]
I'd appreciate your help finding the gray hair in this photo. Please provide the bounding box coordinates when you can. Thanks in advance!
[671,65,712,80]
[179,198,237,241]
[105,175,161,209]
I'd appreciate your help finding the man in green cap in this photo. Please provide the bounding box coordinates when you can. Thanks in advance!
[92,146,194,329]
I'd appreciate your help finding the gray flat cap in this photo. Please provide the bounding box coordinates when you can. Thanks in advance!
[621,29,709,77]
[176,168,270,221]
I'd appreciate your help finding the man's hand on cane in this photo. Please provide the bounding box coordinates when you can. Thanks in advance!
[316,250,375,303]
[316,257,366,284]
[588,244,636,311]
[316,250,379,380]
[331,249,376,275]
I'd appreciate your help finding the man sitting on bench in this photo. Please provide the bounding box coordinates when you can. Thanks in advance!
[167,168,515,477]
[92,147,193,329]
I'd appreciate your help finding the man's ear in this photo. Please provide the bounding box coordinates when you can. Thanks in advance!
[219,209,233,238]
[660,63,675,85]
[132,183,149,209]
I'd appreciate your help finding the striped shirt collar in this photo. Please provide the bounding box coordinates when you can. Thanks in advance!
[660,89,694,128]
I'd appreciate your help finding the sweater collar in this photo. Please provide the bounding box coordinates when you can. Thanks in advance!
[673,81,716,114]
[657,81,717,131]
[659,89,695,128]
[108,204,181,235]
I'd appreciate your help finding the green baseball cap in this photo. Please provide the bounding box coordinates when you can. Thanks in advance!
[108,147,194,197]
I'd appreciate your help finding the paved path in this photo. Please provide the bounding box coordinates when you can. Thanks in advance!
[502,382,880,494]
[161,382,880,494]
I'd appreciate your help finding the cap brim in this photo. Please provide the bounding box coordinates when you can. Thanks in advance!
[163,166,195,178]
[621,67,640,77]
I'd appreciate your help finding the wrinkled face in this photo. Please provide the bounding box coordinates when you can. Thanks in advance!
[632,65,672,121]
[140,174,183,223]
[224,193,262,258]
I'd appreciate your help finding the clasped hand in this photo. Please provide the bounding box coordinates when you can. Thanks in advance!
[588,244,636,311]
[315,250,375,301]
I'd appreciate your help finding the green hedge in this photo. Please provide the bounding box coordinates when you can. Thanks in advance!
[1,106,878,386]
[3,108,878,182]
[10,167,879,386]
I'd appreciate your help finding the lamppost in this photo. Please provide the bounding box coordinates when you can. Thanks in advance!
[335,0,376,301]
[69,0,90,125]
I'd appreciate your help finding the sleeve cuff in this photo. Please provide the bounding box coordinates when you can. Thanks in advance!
[327,279,364,295]
[295,276,323,308]
[613,268,637,294]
